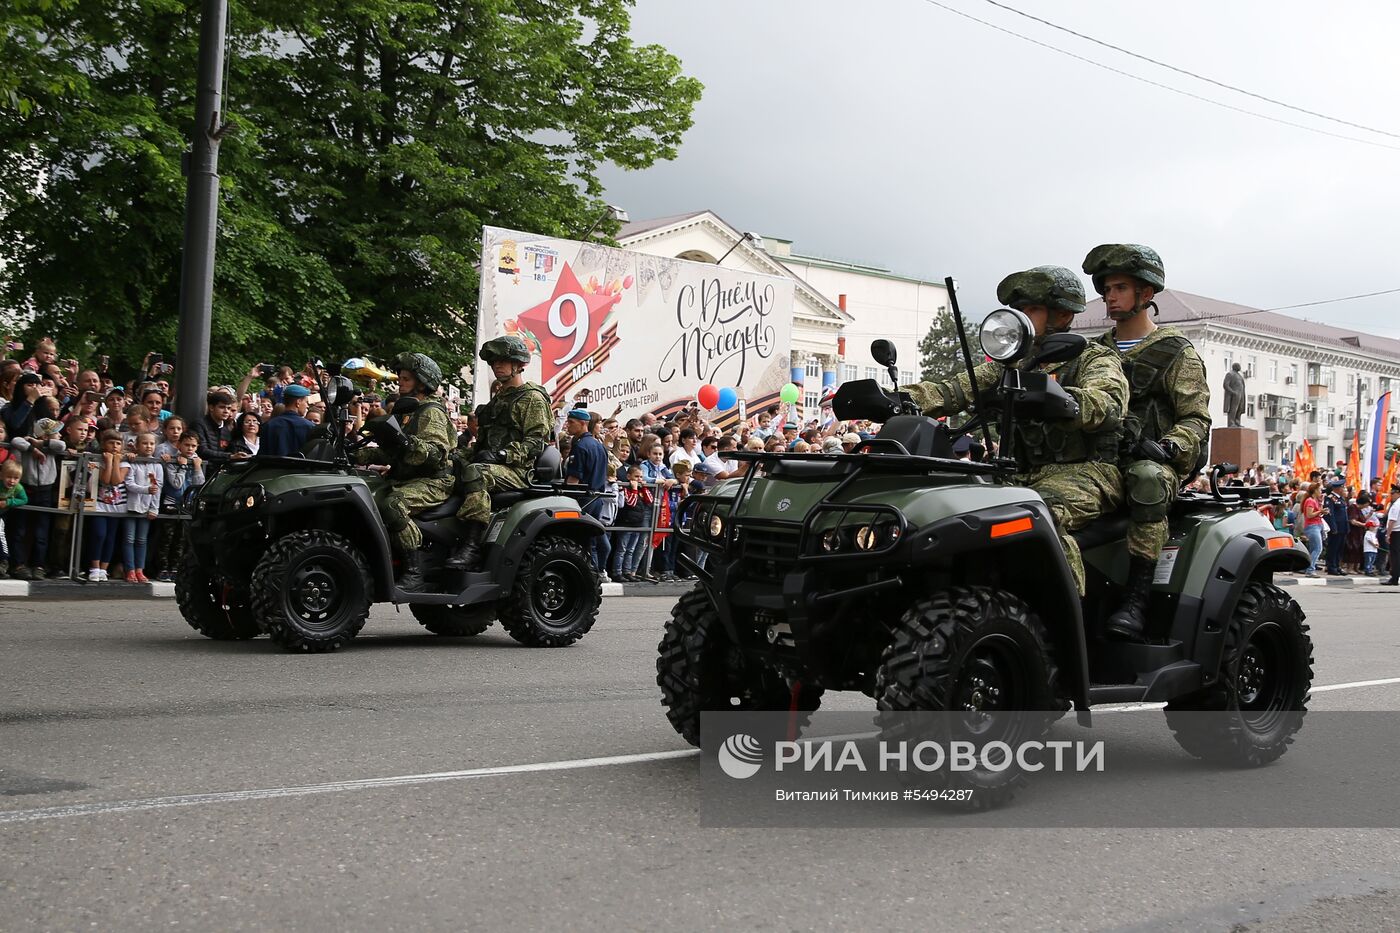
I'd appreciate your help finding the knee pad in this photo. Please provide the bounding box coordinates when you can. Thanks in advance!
[1125,461,1171,523]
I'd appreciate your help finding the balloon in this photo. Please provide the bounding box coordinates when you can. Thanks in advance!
[779,382,800,404]
[697,384,720,409]
[717,387,737,411]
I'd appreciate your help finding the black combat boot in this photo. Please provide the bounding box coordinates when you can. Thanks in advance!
[444,522,488,572]
[397,548,430,593]
[1105,556,1156,642]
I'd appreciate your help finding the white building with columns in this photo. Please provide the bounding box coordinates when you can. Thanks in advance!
[618,210,949,414]
[1073,291,1400,471]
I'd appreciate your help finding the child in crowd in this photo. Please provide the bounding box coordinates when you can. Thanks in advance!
[610,464,653,583]
[86,429,128,582]
[1363,514,1380,575]
[122,432,162,583]
[122,407,149,448]
[670,461,696,580]
[7,417,65,580]
[156,415,186,460]
[0,459,27,578]
[593,462,620,582]
[155,432,205,581]
[0,422,12,467]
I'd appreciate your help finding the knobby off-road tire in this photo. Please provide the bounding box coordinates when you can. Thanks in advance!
[411,604,494,637]
[657,585,824,748]
[496,535,600,647]
[1164,581,1312,767]
[249,530,372,653]
[875,586,1061,810]
[175,549,260,641]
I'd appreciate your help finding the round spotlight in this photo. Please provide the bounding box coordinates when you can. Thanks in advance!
[979,308,1034,363]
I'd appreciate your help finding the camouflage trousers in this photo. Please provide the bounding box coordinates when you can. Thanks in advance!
[1121,459,1180,561]
[374,476,455,552]
[1022,461,1124,596]
[455,462,529,526]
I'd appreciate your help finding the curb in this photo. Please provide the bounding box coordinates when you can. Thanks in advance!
[0,579,694,601]
[1273,576,1387,587]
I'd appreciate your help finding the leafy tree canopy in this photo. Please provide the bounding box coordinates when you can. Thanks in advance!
[0,0,702,389]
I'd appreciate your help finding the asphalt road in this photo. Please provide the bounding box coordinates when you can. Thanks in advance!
[2,586,1399,932]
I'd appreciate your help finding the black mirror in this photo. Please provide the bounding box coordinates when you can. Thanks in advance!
[1028,333,1088,368]
[832,379,899,422]
[871,339,897,368]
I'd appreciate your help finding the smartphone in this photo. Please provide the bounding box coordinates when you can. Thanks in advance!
[157,362,174,374]
[99,355,110,369]
[257,363,278,378]
[149,353,163,364]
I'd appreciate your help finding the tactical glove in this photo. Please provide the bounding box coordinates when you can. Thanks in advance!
[472,448,504,465]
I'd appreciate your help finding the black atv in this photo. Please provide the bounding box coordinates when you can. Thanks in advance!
[178,363,605,652]
[658,321,1312,806]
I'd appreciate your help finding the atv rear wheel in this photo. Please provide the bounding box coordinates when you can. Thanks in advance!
[875,586,1060,808]
[657,585,823,748]
[175,549,260,641]
[1164,581,1312,767]
[250,530,372,652]
[411,604,494,637]
[496,535,600,647]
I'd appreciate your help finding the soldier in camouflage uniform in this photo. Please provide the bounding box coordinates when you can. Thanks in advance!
[356,352,455,592]
[444,335,553,571]
[1083,244,1212,640]
[900,266,1128,595]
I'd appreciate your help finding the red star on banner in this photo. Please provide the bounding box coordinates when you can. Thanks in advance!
[517,262,621,386]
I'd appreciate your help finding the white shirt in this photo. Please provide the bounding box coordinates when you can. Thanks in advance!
[668,446,699,469]
[1387,499,1400,533]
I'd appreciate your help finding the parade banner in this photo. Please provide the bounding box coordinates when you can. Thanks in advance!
[474,226,794,417]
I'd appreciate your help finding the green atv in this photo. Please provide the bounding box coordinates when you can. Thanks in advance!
[658,321,1313,805]
[177,362,604,652]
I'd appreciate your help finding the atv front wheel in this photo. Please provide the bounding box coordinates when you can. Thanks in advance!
[250,530,372,652]
[496,535,600,647]
[175,549,260,641]
[657,585,823,748]
[1164,581,1312,766]
[875,586,1060,808]
[411,604,494,637]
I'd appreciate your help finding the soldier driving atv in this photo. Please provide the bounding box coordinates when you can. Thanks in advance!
[355,351,455,592]
[444,335,552,572]
[1083,244,1212,641]
[899,265,1128,595]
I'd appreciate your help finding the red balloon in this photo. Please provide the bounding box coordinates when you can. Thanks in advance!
[697,384,720,409]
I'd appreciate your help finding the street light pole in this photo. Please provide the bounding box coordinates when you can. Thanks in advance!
[173,0,229,421]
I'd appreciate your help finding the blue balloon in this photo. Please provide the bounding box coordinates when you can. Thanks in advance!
[717,387,738,411]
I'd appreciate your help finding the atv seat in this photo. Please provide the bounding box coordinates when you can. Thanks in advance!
[1071,513,1131,551]
[413,447,567,524]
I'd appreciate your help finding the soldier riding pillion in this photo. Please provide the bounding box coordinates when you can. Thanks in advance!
[1083,244,1212,641]
[355,351,456,592]
[445,335,553,571]
[900,265,1128,595]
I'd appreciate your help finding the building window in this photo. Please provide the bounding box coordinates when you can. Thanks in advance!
[1327,445,1335,465]
[1382,377,1392,396]
[1267,438,1277,460]
[842,364,858,383]
[1306,363,1318,385]
[1327,411,1335,428]
[1289,363,1299,386]
[899,370,913,385]
[1246,355,1257,378]
[865,366,877,382]
[804,390,819,410]
[1222,350,1233,370]
[1326,368,1336,391]
[1347,373,1355,396]
[1268,359,1278,382]
[1359,377,1370,399]
[1246,400,1255,419]
[805,358,822,379]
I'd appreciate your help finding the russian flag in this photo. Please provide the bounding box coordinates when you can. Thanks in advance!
[1365,391,1392,486]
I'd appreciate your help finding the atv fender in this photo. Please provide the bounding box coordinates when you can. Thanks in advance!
[488,496,605,577]
[1170,532,1309,680]
[907,500,1091,712]
[260,481,398,601]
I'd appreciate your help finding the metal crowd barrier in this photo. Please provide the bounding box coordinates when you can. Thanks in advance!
[0,446,196,581]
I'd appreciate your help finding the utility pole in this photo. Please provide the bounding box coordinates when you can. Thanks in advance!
[173,0,229,422]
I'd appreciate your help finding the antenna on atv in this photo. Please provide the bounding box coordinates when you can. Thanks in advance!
[944,277,995,457]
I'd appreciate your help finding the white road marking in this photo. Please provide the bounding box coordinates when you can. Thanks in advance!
[0,749,698,825]
[3,676,1398,826]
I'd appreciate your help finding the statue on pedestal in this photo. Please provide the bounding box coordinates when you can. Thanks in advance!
[1223,362,1246,427]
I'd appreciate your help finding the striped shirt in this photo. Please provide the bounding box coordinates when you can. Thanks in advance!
[1116,338,1146,352]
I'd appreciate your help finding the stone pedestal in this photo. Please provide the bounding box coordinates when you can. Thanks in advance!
[1210,427,1261,470]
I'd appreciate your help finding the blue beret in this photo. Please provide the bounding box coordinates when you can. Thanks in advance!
[283,384,311,399]
[566,408,591,422]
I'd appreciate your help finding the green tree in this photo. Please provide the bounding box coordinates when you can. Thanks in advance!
[917,310,975,384]
[0,0,701,388]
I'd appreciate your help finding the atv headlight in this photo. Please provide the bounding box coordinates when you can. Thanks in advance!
[855,525,878,551]
[231,484,266,511]
[980,308,1033,363]
[821,528,841,552]
[806,509,907,557]
[709,513,726,539]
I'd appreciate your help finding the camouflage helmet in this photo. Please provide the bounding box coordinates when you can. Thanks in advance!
[392,351,442,394]
[996,265,1087,315]
[1082,244,1166,294]
[478,335,532,365]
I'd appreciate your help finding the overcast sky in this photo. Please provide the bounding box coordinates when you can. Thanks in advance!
[599,0,1400,338]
